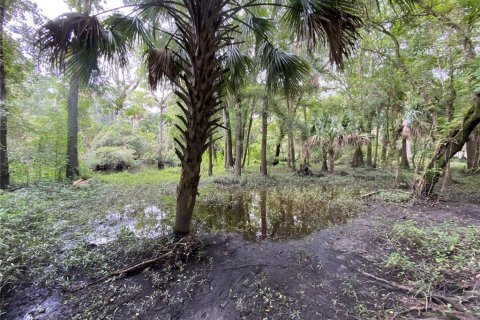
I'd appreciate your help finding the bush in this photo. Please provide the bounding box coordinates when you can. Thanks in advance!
[88,146,135,171]
[92,129,155,159]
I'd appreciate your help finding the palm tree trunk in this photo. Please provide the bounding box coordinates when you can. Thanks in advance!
[327,148,335,173]
[157,105,164,169]
[173,0,227,235]
[260,97,268,176]
[321,146,328,171]
[223,107,234,168]
[66,76,80,179]
[208,136,213,177]
[242,113,253,168]
[366,119,373,167]
[287,96,296,171]
[235,98,242,176]
[352,145,364,168]
[373,123,379,168]
[0,3,8,189]
[400,137,409,169]
[175,149,203,234]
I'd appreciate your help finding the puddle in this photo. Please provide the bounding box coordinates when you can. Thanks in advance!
[87,205,172,245]
[83,185,358,245]
[193,186,358,241]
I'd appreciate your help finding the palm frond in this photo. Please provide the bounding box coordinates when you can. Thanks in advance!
[103,14,153,49]
[224,45,253,93]
[37,13,105,83]
[146,47,180,90]
[258,41,311,95]
[282,0,362,67]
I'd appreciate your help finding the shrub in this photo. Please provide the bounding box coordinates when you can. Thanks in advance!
[88,146,135,171]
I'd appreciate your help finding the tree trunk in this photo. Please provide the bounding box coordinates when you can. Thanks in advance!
[157,105,165,169]
[223,106,234,168]
[417,94,480,196]
[286,96,296,171]
[373,122,379,168]
[321,146,328,171]
[235,99,242,177]
[400,136,409,169]
[352,145,364,168]
[0,3,8,189]
[466,133,476,170]
[242,113,253,168]
[208,136,213,177]
[327,148,335,173]
[260,97,268,176]
[173,2,225,235]
[366,119,373,167]
[66,76,80,179]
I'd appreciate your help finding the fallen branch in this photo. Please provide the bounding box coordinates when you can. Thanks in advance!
[361,191,379,198]
[361,271,471,314]
[389,306,433,320]
[69,236,198,293]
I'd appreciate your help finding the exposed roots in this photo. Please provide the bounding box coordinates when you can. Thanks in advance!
[68,235,200,293]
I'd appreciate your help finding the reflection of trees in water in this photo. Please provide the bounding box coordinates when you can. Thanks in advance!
[194,187,354,240]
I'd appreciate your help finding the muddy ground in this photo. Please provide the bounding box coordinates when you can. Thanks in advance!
[2,167,480,320]
[4,199,480,319]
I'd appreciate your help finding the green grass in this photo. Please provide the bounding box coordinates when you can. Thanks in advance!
[383,220,480,289]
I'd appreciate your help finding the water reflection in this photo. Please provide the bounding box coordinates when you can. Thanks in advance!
[193,186,356,241]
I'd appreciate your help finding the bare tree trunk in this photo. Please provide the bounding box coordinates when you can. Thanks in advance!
[235,98,242,177]
[0,3,8,189]
[260,97,268,176]
[466,133,476,170]
[366,119,373,167]
[242,113,253,168]
[208,136,213,177]
[287,96,296,171]
[223,106,234,169]
[373,122,379,168]
[66,76,80,179]
[400,137,409,169]
[157,105,165,169]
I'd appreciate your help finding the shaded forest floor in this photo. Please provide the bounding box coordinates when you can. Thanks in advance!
[1,163,480,319]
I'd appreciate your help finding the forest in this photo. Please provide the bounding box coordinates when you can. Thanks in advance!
[1,0,480,319]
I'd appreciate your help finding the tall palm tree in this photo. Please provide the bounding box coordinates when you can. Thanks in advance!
[140,0,363,234]
[37,4,134,179]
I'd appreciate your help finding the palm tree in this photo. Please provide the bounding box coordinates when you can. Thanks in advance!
[305,115,346,173]
[140,0,363,235]
[37,4,133,179]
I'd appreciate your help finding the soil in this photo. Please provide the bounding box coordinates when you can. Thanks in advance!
[4,195,480,320]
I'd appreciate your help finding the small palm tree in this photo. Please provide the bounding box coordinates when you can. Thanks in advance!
[305,116,346,173]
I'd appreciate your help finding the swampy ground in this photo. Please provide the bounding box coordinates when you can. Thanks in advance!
[1,164,480,319]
